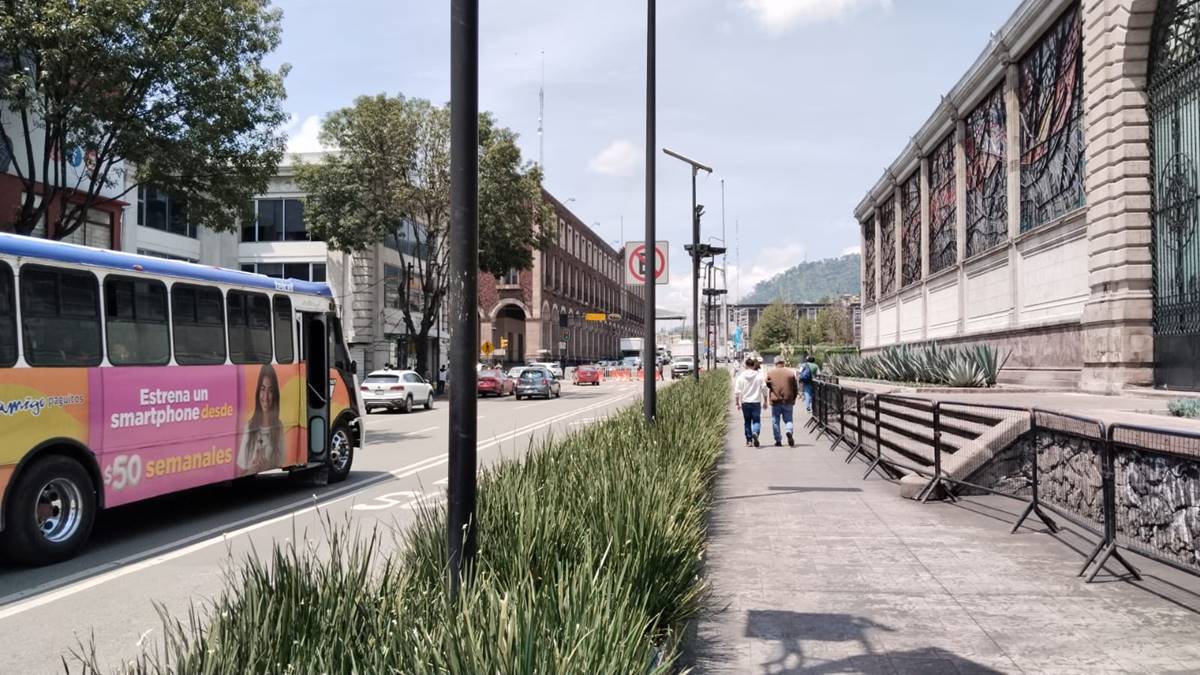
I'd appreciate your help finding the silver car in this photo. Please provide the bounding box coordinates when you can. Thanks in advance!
[514,368,561,400]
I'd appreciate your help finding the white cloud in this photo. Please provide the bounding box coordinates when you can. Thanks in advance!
[588,139,639,177]
[285,114,327,154]
[842,244,861,255]
[739,0,892,35]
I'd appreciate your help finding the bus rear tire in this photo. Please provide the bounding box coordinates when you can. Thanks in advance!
[1,455,97,566]
[327,423,354,484]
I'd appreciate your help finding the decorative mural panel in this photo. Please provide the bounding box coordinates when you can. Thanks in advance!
[929,134,957,273]
[878,198,896,297]
[965,85,1008,257]
[1150,0,1200,389]
[1019,5,1085,231]
[901,171,922,287]
[863,216,876,302]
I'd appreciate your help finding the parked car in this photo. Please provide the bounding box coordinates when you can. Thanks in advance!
[361,369,435,413]
[573,365,602,385]
[507,366,529,380]
[528,361,563,378]
[515,368,561,400]
[671,356,695,377]
[477,369,515,397]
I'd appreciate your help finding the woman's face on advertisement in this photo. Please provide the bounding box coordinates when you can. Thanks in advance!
[258,377,276,412]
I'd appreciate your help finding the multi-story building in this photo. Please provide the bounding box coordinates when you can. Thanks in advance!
[478,191,646,366]
[855,0,1197,391]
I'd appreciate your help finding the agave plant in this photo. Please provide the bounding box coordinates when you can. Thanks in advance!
[824,342,1006,387]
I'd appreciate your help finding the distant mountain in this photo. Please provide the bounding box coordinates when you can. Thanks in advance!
[741,254,861,304]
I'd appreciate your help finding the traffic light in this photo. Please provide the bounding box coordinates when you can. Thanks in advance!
[500,337,509,350]
[694,204,705,223]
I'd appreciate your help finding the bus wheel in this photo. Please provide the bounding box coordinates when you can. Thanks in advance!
[327,423,354,484]
[2,455,96,565]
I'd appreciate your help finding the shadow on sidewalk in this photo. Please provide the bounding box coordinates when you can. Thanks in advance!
[717,486,863,502]
[737,610,1003,674]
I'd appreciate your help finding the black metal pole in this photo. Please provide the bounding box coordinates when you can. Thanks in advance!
[643,0,656,422]
[447,0,478,600]
[691,168,699,381]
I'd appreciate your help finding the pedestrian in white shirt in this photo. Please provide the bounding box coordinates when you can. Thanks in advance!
[734,356,768,447]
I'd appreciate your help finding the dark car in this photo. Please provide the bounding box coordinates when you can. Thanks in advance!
[515,368,561,400]
[477,369,515,397]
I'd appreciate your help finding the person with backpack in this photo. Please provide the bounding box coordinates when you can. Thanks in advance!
[734,356,768,447]
[797,353,818,412]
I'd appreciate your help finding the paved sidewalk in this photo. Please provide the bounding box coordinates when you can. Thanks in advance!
[686,413,1200,674]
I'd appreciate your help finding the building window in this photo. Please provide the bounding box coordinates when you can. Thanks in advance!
[242,198,309,242]
[928,133,957,274]
[500,268,519,286]
[240,262,327,282]
[965,84,1008,257]
[384,264,403,309]
[138,186,197,238]
[900,171,921,288]
[1019,5,1085,232]
[877,198,896,297]
[383,220,430,259]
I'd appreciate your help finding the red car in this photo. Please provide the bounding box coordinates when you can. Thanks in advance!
[573,365,602,386]
[477,369,515,396]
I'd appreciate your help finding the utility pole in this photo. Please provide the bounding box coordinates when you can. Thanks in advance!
[643,0,656,422]
[664,147,714,381]
[447,0,478,600]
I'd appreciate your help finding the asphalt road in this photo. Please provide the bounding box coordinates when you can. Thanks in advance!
[0,378,654,674]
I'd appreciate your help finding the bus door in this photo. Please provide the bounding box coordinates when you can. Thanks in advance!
[302,311,329,462]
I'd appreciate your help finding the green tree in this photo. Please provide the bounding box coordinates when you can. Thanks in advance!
[750,300,796,351]
[815,305,854,344]
[0,0,289,239]
[295,94,553,373]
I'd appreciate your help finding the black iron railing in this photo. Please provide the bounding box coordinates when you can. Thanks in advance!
[803,381,1200,583]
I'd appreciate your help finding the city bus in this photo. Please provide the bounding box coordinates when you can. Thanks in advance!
[0,233,363,565]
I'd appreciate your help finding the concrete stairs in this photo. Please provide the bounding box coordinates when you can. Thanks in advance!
[827,393,1029,499]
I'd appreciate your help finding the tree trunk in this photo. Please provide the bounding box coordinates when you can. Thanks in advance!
[414,332,431,379]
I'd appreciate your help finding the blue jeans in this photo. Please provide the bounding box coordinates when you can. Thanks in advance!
[741,402,762,441]
[802,383,814,412]
[772,403,795,442]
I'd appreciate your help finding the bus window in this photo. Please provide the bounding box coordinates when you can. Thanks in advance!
[330,315,353,373]
[20,265,102,366]
[0,262,15,366]
[228,290,272,364]
[172,284,226,365]
[105,275,170,365]
[273,295,294,364]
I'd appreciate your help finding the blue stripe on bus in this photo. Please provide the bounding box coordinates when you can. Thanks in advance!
[0,233,332,298]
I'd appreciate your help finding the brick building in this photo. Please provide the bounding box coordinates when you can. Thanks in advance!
[479,191,645,366]
[856,0,1198,391]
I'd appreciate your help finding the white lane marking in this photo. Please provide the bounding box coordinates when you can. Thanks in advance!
[350,491,422,512]
[433,477,448,486]
[399,425,440,437]
[0,390,636,618]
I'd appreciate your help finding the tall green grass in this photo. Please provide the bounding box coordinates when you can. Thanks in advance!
[77,371,730,674]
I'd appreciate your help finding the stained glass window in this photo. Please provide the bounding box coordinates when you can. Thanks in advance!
[901,172,921,287]
[965,85,1008,257]
[928,133,957,273]
[1019,5,1085,231]
[863,217,876,302]
[878,197,896,297]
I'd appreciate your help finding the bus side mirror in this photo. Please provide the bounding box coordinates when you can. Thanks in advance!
[350,360,358,375]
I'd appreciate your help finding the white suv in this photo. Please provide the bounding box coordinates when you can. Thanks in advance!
[528,361,563,378]
[671,356,695,376]
[360,369,434,414]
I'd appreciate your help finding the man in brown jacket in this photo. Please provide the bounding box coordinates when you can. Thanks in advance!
[765,355,798,447]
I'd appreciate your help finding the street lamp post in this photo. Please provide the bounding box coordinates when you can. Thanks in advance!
[447,0,479,600]
[643,0,656,422]
[663,147,712,381]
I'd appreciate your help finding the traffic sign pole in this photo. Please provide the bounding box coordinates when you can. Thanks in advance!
[644,0,656,423]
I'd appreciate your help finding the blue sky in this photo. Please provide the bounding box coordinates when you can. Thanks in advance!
[271,0,1021,312]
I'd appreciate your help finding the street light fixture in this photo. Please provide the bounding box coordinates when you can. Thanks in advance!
[663,147,713,381]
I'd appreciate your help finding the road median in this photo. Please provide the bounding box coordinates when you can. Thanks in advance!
[76,370,730,674]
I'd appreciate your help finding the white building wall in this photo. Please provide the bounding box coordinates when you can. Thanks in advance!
[877,300,898,346]
[898,288,923,343]
[925,276,960,339]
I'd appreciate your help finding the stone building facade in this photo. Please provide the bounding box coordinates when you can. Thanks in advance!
[856,0,1199,392]
[478,191,645,366]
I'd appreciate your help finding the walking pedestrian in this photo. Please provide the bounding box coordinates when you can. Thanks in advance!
[734,356,767,448]
[766,355,799,447]
[798,353,818,413]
